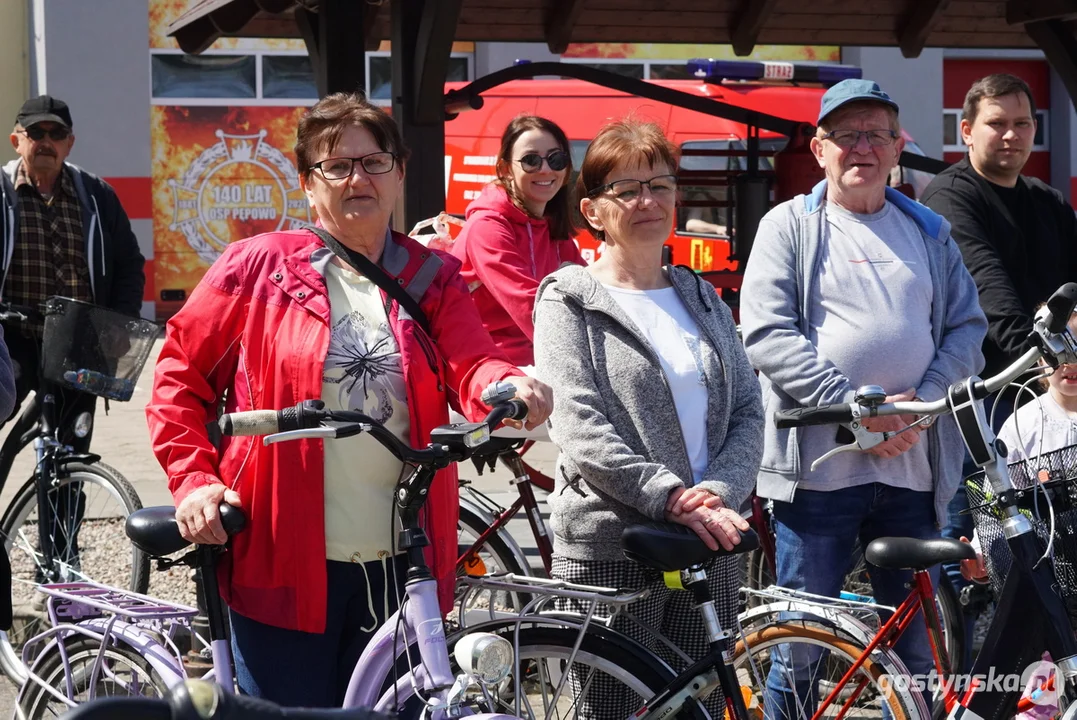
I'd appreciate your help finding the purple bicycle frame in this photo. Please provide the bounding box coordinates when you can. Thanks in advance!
[342,576,516,718]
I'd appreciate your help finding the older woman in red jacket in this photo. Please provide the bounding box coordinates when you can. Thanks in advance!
[146,92,551,708]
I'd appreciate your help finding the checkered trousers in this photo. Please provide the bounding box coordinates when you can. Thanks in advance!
[551,553,742,720]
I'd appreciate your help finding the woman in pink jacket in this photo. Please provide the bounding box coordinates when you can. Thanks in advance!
[452,116,585,368]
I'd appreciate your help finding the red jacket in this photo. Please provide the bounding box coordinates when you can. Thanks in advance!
[146,228,518,633]
[451,184,585,366]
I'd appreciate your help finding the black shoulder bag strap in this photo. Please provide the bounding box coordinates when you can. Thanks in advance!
[310,227,431,334]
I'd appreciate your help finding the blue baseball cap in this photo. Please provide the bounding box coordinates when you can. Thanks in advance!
[817,79,899,124]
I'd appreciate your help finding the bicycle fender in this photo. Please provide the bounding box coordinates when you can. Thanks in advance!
[79,617,187,687]
[56,454,103,471]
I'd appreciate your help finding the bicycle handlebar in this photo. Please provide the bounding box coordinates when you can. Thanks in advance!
[774,282,1077,432]
[64,679,393,720]
[216,381,529,465]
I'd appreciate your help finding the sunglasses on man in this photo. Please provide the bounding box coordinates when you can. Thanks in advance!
[515,150,569,173]
[20,126,71,142]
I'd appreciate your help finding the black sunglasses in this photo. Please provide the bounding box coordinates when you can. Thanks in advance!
[516,150,569,173]
[21,126,70,142]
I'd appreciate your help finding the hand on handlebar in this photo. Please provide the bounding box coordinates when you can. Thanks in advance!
[860,388,924,459]
[500,375,553,431]
[176,483,242,545]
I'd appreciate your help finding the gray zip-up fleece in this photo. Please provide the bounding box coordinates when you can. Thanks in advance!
[740,181,987,527]
[534,264,764,562]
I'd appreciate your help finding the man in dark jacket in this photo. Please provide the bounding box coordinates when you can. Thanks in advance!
[922,74,1077,382]
[0,95,143,621]
[921,73,1077,671]
[1,95,145,446]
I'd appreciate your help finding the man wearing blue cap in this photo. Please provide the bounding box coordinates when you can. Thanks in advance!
[740,79,986,715]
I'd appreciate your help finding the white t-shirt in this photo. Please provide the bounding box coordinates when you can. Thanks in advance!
[997,393,1077,467]
[604,285,710,485]
[321,262,410,563]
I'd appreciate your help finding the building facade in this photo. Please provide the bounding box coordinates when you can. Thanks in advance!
[9,0,1074,320]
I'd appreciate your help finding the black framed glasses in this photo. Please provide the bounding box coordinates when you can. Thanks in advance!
[20,126,70,142]
[516,150,569,173]
[821,129,897,148]
[312,152,397,180]
[587,174,678,202]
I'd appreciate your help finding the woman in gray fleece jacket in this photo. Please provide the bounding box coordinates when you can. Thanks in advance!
[534,119,764,717]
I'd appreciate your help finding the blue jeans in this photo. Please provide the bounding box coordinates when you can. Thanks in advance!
[765,484,939,718]
[230,556,406,707]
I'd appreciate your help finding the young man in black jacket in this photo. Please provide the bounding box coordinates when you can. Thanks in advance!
[921,74,1077,382]
[921,73,1077,672]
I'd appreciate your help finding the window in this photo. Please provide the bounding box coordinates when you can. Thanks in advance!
[263,55,317,99]
[565,62,645,80]
[648,64,695,80]
[367,55,471,103]
[152,54,256,98]
[676,139,785,237]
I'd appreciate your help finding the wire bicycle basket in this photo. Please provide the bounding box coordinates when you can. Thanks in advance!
[41,297,161,402]
[965,442,1077,610]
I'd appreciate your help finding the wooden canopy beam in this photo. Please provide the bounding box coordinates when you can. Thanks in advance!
[544,0,586,55]
[1026,19,1077,112]
[732,0,779,57]
[899,0,952,58]
[1007,0,1077,24]
[295,0,367,97]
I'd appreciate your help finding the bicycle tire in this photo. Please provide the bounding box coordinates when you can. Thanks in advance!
[18,635,169,718]
[0,462,149,684]
[733,621,922,720]
[383,623,709,720]
[457,504,534,614]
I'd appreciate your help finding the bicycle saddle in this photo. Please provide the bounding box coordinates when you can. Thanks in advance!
[125,504,247,557]
[865,537,976,571]
[621,522,759,572]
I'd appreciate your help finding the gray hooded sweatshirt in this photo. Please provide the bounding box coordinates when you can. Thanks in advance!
[740,182,987,527]
[534,264,764,562]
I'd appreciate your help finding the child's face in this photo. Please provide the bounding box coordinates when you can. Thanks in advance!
[1046,317,1077,398]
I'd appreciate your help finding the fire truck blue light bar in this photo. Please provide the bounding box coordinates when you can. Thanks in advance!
[687,59,862,86]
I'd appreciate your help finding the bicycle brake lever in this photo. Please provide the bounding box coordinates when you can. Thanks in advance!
[809,413,886,472]
[262,427,340,445]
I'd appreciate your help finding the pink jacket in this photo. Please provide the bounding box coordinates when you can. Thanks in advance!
[451,184,585,366]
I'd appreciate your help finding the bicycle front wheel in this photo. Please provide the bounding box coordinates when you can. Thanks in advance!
[384,623,708,720]
[734,621,923,720]
[0,461,149,684]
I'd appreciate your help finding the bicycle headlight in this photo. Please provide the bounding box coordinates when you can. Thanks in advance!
[73,412,92,439]
[454,632,514,685]
[463,425,490,449]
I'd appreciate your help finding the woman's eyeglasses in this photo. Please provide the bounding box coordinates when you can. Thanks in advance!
[516,150,569,173]
[20,126,70,142]
[312,152,397,180]
[588,175,678,202]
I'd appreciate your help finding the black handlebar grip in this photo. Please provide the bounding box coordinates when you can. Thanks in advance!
[1046,283,1077,333]
[218,503,247,538]
[507,398,529,421]
[774,404,854,429]
[63,697,170,720]
[218,410,280,437]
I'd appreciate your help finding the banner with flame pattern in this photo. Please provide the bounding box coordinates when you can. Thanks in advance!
[151,105,312,310]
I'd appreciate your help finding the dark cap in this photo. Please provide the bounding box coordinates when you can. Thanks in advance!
[817,79,898,125]
[16,95,73,130]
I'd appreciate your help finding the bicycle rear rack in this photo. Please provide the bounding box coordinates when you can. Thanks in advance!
[39,581,199,623]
